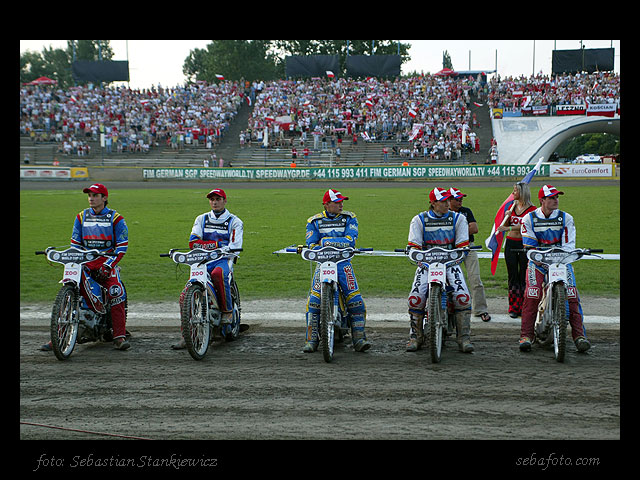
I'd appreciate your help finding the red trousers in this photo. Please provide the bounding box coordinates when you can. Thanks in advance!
[520,265,586,341]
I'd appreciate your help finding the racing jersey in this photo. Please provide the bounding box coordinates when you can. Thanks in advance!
[189,208,244,250]
[70,207,128,269]
[407,209,469,250]
[305,210,358,248]
[521,208,575,249]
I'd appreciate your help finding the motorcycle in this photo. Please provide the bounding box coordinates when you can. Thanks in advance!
[35,246,128,361]
[161,247,242,361]
[397,245,480,363]
[525,247,603,362]
[274,245,373,363]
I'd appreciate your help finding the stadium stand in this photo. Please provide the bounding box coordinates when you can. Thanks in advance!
[20,72,619,169]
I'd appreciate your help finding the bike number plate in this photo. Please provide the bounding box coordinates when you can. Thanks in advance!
[190,264,208,281]
[320,262,338,283]
[427,264,446,284]
[548,264,566,283]
[62,262,82,283]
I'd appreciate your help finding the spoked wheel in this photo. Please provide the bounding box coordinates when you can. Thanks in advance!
[320,282,337,363]
[223,279,241,342]
[551,283,568,362]
[428,283,445,363]
[50,284,80,361]
[181,283,211,361]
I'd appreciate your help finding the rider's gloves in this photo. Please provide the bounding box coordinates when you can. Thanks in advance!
[94,264,112,282]
[189,239,218,250]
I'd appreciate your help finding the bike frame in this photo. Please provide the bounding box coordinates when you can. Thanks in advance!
[41,246,113,313]
[166,248,241,327]
[526,247,602,361]
[404,245,477,362]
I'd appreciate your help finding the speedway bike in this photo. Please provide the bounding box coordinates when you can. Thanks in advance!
[525,247,602,362]
[398,245,480,363]
[35,246,128,361]
[161,247,242,361]
[276,245,372,363]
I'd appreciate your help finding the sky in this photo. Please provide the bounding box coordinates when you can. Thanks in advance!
[20,40,620,90]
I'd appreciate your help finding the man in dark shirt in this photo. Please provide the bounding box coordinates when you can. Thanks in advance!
[449,187,491,322]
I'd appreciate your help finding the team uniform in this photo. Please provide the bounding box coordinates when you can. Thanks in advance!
[70,205,129,341]
[189,208,243,313]
[406,188,474,352]
[407,209,471,314]
[304,199,370,352]
[520,206,588,345]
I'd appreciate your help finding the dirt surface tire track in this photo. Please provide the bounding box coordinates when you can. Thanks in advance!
[20,297,620,441]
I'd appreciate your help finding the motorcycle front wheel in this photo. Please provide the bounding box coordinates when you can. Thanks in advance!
[181,283,211,361]
[428,283,445,363]
[320,282,336,363]
[551,283,568,362]
[50,284,80,361]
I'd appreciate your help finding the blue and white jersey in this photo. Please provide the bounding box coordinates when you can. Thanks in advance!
[189,209,244,250]
[305,210,358,248]
[521,208,575,249]
[70,207,128,268]
[407,209,469,250]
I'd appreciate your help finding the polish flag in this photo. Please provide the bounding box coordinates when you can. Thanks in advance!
[215,74,225,80]
[408,108,417,118]
[326,71,335,78]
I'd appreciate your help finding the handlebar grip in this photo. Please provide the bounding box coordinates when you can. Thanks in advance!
[35,251,45,255]
[358,248,373,251]
[394,248,406,252]
[285,248,297,253]
[588,249,604,253]
[229,248,243,252]
[159,253,170,257]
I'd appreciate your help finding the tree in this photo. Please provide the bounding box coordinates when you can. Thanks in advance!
[20,40,115,88]
[183,40,282,84]
[182,40,412,83]
[442,50,452,69]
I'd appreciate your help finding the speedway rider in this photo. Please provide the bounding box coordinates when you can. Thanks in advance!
[302,189,371,353]
[172,188,244,350]
[518,185,591,353]
[406,187,474,353]
[40,183,130,351]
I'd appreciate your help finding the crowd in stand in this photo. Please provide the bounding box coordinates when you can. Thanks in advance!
[20,71,619,163]
[487,71,620,110]
[19,80,247,156]
[243,74,486,161]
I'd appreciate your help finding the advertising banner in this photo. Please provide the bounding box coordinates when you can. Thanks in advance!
[549,164,614,177]
[20,167,88,180]
[142,164,550,181]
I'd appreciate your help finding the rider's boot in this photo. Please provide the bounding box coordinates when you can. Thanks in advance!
[455,310,474,353]
[303,312,319,352]
[406,313,425,352]
[351,314,371,352]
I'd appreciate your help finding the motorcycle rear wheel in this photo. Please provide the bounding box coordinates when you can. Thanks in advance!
[181,283,211,361]
[428,283,445,363]
[551,283,568,362]
[50,284,80,361]
[320,282,336,363]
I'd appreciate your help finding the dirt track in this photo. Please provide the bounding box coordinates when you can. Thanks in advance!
[20,297,620,442]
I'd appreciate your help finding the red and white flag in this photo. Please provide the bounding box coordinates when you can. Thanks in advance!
[408,108,417,118]
[365,99,374,108]
[215,74,225,80]
[326,71,335,78]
